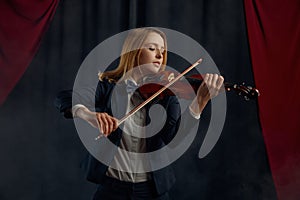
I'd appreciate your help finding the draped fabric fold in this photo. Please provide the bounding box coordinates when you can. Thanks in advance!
[0,0,60,105]
[244,0,300,199]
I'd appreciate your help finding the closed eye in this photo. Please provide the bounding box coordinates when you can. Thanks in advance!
[144,43,165,54]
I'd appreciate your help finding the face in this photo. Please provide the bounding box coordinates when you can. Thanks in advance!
[138,32,165,76]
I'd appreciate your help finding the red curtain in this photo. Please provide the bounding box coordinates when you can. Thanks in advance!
[0,0,59,105]
[244,0,300,199]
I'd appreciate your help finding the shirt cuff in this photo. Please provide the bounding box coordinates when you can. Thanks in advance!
[189,105,201,119]
[71,104,86,118]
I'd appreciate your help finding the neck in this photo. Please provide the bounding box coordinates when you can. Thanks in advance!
[131,66,144,83]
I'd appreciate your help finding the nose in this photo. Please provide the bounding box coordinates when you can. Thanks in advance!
[155,49,162,59]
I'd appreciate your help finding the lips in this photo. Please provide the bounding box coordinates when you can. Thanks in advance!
[153,62,161,67]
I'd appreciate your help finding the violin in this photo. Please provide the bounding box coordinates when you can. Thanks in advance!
[138,70,260,101]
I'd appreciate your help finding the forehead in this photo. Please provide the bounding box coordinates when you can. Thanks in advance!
[143,32,165,47]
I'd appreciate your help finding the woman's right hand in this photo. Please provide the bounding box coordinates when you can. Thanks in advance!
[75,106,118,136]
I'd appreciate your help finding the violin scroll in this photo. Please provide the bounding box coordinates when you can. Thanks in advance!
[225,83,260,101]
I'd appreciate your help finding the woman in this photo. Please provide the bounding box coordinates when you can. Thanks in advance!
[56,27,224,199]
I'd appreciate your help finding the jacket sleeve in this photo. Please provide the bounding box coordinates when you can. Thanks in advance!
[54,81,106,119]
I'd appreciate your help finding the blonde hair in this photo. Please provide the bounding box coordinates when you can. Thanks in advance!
[99,27,167,82]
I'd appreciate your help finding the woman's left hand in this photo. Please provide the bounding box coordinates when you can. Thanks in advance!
[190,73,224,115]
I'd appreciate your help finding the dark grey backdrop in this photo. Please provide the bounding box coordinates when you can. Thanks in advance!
[0,0,277,199]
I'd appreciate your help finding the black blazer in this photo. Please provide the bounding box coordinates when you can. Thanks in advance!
[55,79,198,195]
